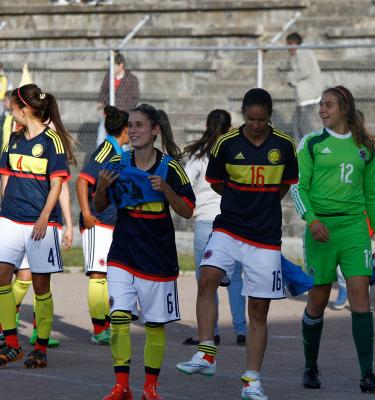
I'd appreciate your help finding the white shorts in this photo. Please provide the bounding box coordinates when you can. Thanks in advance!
[18,255,30,270]
[200,231,285,299]
[107,266,180,324]
[82,225,113,275]
[0,217,63,273]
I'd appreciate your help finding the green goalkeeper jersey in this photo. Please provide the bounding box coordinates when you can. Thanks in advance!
[292,128,375,227]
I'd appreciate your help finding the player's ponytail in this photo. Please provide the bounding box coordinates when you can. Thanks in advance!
[156,109,182,160]
[132,103,182,160]
[13,84,76,164]
[323,86,373,150]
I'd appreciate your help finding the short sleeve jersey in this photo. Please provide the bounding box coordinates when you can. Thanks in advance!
[107,150,196,281]
[0,128,70,223]
[78,139,120,229]
[206,126,298,249]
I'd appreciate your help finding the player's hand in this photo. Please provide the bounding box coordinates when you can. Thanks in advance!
[62,225,73,250]
[83,214,99,230]
[310,220,329,242]
[32,214,49,241]
[148,175,170,193]
[97,170,119,191]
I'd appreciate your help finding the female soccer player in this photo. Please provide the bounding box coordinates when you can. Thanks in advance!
[177,88,298,400]
[76,105,128,345]
[0,83,74,368]
[183,109,247,346]
[291,86,375,392]
[0,181,73,349]
[95,104,195,400]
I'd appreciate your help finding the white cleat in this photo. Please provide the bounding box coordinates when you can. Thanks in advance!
[241,379,269,400]
[176,351,216,377]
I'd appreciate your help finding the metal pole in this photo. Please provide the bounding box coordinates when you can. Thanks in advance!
[109,49,115,106]
[268,12,301,46]
[117,15,150,49]
[256,49,263,88]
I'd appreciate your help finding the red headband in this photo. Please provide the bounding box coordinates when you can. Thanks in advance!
[17,87,34,109]
[332,87,350,105]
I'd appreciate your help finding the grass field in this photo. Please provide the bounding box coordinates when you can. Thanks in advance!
[62,247,196,272]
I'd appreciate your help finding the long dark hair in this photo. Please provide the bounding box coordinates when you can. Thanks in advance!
[184,109,231,159]
[132,103,182,159]
[12,84,76,164]
[323,86,372,149]
[104,105,128,137]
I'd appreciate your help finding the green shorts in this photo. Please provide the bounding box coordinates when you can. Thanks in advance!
[304,214,372,285]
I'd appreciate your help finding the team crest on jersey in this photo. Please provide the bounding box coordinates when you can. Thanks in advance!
[203,250,213,260]
[359,149,367,160]
[98,258,106,267]
[12,143,17,149]
[268,149,281,164]
[32,144,44,157]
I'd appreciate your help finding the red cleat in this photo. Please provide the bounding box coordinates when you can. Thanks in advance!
[142,384,162,400]
[103,384,133,400]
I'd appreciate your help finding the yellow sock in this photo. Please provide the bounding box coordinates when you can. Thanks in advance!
[111,311,132,367]
[88,278,107,334]
[103,279,110,322]
[35,292,53,340]
[0,285,17,332]
[144,323,166,370]
[12,278,32,308]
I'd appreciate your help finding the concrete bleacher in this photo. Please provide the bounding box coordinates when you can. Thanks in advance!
[1,0,375,234]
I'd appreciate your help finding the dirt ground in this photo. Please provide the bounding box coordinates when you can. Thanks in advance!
[0,270,371,400]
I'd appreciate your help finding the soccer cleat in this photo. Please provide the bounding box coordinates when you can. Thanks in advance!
[360,372,375,393]
[176,351,216,376]
[142,384,162,400]
[102,384,133,400]
[303,367,321,389]
[0,345,24,366]
[241,380,269,400]
[333,287,348,310]
[24,350,47,369]
[29,329,60,348]
[91,328,111,345]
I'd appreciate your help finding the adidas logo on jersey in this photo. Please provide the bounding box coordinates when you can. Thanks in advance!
[235,152,245,160]
[321,147,332,154]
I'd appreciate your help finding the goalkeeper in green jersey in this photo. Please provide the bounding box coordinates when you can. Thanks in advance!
[292,85,375,393]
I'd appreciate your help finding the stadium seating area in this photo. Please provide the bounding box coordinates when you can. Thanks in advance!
[1,0,375,234]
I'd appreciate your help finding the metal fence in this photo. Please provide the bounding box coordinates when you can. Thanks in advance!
[1,43,375,233]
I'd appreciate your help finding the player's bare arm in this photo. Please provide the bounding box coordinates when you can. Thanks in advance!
[148,175,193,219]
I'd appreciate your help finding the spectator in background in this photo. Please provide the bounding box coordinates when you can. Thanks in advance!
[96,52,139,146]
[285,32,323,141]
[183,109,247,347]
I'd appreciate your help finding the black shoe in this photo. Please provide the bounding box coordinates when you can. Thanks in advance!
[236,334,246,346]
[360,372,375,393]
[303,368,321,389]
[182,337,199,346]
[182,335,220,346]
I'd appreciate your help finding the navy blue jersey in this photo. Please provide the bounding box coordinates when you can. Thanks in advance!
[106,150,196,281]
[0,128,70,223]
[206,126,298,249]
[78,139,122,230]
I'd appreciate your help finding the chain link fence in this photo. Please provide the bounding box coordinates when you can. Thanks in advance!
[1,45,375,234]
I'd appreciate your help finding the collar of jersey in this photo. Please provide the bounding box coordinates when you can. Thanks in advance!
[105,135,124,155]
[325,127,352,139]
